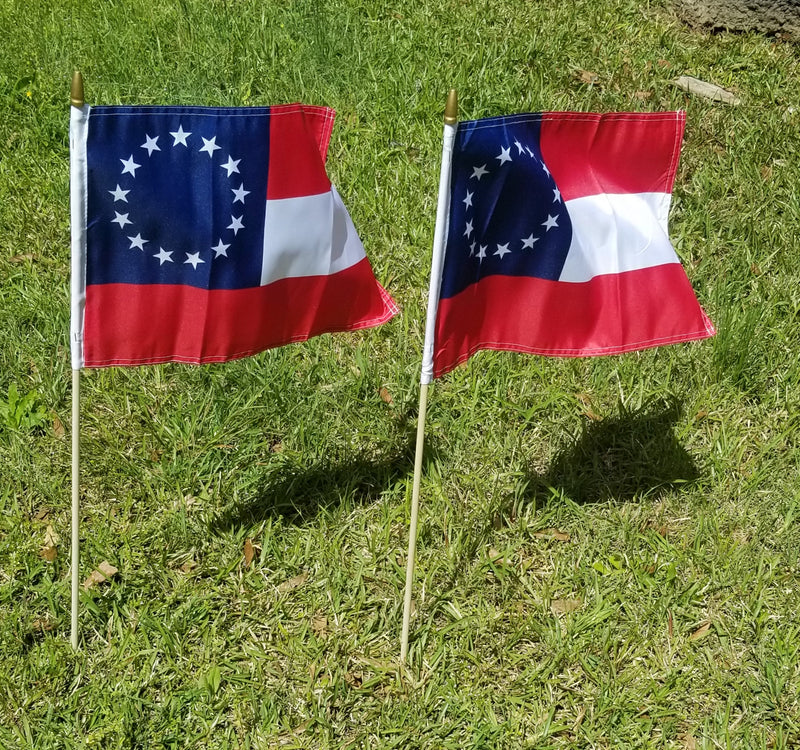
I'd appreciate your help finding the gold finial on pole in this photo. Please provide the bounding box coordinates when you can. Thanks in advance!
[71,71,84,108]
[444,89,458,125]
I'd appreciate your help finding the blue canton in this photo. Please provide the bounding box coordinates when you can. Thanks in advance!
[86,106,271,290]
[440,114,573,300]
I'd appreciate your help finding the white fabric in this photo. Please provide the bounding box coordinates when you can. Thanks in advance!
[260,186,366,286]
[559,192,678,283]
[420,121,457,385]
[69,104,90,370]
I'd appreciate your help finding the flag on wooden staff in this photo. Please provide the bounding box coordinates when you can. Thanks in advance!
[68,83,398,650]
[403,104,714,663]
[423,110,714,381]
[70,102,397,368]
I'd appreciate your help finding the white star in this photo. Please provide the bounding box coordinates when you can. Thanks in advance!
[514,140,525,154]
[476,245,487,261]
[463,190,473,209]
[525,147,535,158]
[542,214,559,231]
[553,186,562,203]
[141,135,160,156]
[464,220,474,238]
[228,215,244,235]
[232,184,250,204]
[212,240,230,258]
[154,247,173,265]
[521,234,539,249]
[496,146,512,165]
[112,211,132,228]
[469,241,477,256]
[108,185,129,202]
[541,160,551,177]
[200,137,221,157]
[170,125,191,147]
[494,243,511,259]
[220,156,241,176]
[127,233,148,250]
[471,164,489,180]
[184,252,205,269]
[120,155,141,177]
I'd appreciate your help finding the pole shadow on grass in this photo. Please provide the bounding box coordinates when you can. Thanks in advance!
[211,417,424,529]
[524,396,700,507]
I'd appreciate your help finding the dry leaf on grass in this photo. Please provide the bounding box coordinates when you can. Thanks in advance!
[379,386,393,404]
[312,616,328,637]
[52,413,65,439]
[278,571,308,593]
[689,620,712,641]
[577,69,600,84]
[243,538,256,568]
[345,670,363,688]
[83,561,118,590]
[551,598,583,614]
[31,618,54,633]
[533,528,571,542]
[43,525,59,546]
[487,548,512,567]
[582,406,603,421]
[39,524,59,562]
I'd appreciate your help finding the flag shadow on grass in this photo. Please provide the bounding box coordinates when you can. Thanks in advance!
[212,416,424,529]
[526,396,700,505]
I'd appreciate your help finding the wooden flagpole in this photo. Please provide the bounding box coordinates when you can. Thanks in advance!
[70,369,80,649]
[400,89,458,664]
[70,71,84,650]
[399,380,429,664]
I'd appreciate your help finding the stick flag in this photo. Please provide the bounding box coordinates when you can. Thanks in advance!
[401,99,714,662]
[68,74,397,646]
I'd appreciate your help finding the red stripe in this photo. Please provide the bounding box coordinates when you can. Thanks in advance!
[433,264,714,378]
[266,105,334,200]
[540,112,685,202]
[83,258,397,367]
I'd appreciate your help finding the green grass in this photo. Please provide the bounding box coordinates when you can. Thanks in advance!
[2,0,800,747]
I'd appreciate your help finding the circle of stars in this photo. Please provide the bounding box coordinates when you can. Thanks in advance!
[106,125,251,270]
[462,137,563,268]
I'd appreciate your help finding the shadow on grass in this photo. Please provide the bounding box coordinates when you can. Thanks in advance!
[526,396,700,506]
[212,412,423,528]
[214,451,413,529]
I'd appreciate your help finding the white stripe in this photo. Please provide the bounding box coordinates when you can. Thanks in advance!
[260,186,366,286]
[559,192,679,283]
[69,104,90,370]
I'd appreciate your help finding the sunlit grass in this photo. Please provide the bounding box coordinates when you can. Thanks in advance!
[1,0,800,747]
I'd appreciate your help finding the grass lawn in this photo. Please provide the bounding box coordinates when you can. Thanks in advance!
[1,0,800,747]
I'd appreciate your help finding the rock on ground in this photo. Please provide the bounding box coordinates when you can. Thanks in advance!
[672,0,800,35]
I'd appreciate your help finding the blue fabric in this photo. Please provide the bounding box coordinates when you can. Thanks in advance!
[440,114,573,300]
[86,106,270,290]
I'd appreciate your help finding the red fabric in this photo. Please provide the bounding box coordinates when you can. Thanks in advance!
[266,105,334,199]
[84,258,396,366]
[433,263,714,377]
[540,112,685,201]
